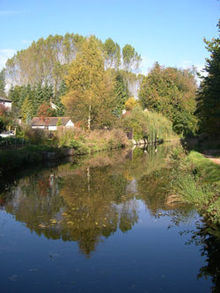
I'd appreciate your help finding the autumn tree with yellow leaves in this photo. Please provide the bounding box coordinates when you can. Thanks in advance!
[62,37,117,130]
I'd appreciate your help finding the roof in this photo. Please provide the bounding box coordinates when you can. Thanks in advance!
[31,117,72,126]
[0,97,12,102]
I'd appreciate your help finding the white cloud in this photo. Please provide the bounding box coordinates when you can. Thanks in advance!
[0,49,16,70]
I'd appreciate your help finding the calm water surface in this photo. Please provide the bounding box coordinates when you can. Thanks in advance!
[0,145,219,292]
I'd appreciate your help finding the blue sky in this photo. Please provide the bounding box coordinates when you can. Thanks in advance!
[0,0,219,73]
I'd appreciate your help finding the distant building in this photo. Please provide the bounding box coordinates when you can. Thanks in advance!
[0,97,12,110]
[31,117,74,131]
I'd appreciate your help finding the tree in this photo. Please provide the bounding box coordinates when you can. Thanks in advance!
[21,97,34,123]
[196,20,220,137]
[5,33,141,92]
[62,37,117,129]
[37,102,54,118]
[122,44,141,72]
[0,69,6,97]
[103,38,121,69]
[113,71,129,116]
[139,63,198,136]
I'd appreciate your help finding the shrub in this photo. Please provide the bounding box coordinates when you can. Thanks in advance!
[121,106,176,141]
[56,127,129,152]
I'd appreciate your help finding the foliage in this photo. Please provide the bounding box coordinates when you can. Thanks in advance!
[56,128,129,153]
[139,62,198,136]
[103,38,121,69]
[122,44,141,72]
[5,34,85,90]
[5,33,141,92]
[169,148,220,224]
[21,97,35,122]
[196,20,220,137]
[125,97,137,111]
[0,69,6,97]
[37,102,54,117]
[62,37,117,129]
[0,105,14,131]
[0,136,28,147]
[56,118,62,126]
[0,117,6,132]
[121,106,176,141]
[113,71,129,116]
[8,83,64,118]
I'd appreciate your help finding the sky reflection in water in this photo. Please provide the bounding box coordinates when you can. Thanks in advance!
[0,145,218,292]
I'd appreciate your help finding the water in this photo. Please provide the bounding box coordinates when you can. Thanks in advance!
[0,145,219,292]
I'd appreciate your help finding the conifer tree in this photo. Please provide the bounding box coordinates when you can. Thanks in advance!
[196,20,220,136]
[21,97,34,123]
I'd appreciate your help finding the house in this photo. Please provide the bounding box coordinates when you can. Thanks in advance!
[0,97,12,110]
[31,117,74,131]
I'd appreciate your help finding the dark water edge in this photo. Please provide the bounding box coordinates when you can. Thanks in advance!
[0,144,219,293]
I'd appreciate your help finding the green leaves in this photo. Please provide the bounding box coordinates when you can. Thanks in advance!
[139,63,198,136]
[122,44,141,72]
[196,20,220,137]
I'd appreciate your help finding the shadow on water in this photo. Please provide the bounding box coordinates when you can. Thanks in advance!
[0,143,219,291]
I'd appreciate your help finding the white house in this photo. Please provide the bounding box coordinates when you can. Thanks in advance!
[0,97,12,110]
[31,117,74,131]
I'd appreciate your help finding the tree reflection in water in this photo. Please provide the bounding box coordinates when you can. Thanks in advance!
[190,223,220,293]
[1,144,219,290]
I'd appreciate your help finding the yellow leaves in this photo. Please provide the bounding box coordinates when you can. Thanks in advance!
[67,221,74,225]
[50,219,57,224]
[125,97,138,111]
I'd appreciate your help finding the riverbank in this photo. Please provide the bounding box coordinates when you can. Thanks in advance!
[170,147,220,224]
[0,129,130,176]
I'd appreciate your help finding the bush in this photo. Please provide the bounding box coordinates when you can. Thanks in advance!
[0,136,28,147]
[121,106,176,142]
[56,127,129,152]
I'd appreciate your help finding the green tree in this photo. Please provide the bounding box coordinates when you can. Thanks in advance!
[103,38,121,69]
[139,63,198,136]
[122,44,141,72]
[62,37,117,129]
[196,20,220,137]
[21,97,35,123]
[0,69,6,97]
[113,72,129,116]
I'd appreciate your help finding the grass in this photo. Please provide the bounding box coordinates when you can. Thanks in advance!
[56,128,129,154]
[187,151,220,184]
[171,148,220,223]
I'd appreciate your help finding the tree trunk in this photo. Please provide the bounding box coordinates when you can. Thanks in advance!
[88,104,91,130]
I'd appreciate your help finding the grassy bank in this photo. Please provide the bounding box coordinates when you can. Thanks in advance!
[170,148,220,224]
[0,129,129,176]
[56,128,129,154]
